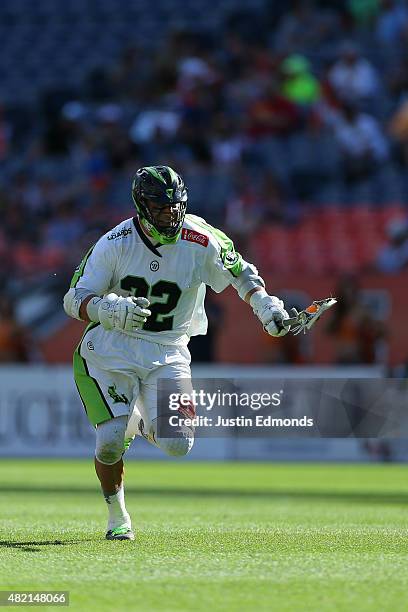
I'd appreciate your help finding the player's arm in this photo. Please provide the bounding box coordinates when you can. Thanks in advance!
[63,238,151,332]
[78,294,98,322]
[229,260,290,337]
[201,224,336,336]
[222,255,336,337]
[65,291,151,332]
[200,226,289,337]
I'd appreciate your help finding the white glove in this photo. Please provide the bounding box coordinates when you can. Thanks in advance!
[250,289,290,337]
[92,293,151,332]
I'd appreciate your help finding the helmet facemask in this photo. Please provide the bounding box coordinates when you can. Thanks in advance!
[132,166,188,245]
[139,198,186,240]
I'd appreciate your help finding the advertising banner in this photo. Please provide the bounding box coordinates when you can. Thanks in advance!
[0,365,396,461]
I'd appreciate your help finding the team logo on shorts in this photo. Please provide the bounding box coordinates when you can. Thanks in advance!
[108,385,129,405]
[87,341,94,351]
[150,260,160,271]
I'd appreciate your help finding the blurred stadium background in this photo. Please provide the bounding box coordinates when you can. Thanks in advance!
[1,0,408,463]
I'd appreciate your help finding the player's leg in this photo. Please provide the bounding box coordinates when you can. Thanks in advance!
[74,341,136,540]
[94,454,123,495]
[94,415,133,540]
[137,346,195,457]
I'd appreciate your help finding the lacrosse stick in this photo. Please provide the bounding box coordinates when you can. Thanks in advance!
[282,297,337,335]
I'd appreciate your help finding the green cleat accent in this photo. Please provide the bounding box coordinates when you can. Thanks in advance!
[105,526,135,541]
[123,436,135,452]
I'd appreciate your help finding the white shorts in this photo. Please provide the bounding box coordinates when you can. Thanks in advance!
[73,323,192,429]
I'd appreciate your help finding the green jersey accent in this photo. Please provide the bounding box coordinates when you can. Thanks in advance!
[70,245,95,288]
[186,215,244,277]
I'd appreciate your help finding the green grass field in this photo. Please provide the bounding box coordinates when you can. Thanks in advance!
[1,460,408,611]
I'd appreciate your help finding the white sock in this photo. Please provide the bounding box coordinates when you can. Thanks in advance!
[104,484,131,530]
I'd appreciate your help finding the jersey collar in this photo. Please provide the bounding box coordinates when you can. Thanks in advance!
[133,216,163,258]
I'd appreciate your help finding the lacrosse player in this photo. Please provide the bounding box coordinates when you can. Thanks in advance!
[64,165,329,541]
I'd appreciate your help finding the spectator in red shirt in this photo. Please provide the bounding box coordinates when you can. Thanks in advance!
[246,80,300,139]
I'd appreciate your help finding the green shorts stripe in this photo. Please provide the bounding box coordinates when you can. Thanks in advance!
[73,323,114,426]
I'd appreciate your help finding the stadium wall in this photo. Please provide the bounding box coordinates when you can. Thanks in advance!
[1,364,405,462]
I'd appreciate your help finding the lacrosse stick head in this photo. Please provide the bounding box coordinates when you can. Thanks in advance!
[283,297,337,335]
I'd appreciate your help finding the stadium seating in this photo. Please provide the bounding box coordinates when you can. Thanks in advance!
[250,207,407,275]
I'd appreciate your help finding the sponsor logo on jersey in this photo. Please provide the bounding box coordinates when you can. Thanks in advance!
[150,260,160,271]
[107,227,132,240]
[181,228,209,247]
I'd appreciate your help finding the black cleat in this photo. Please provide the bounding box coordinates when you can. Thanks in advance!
[105,526,135,541]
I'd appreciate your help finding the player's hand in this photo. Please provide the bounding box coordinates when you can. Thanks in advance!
[250,291,290,337]
[98,293,151,332]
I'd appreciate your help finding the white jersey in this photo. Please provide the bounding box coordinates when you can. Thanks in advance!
[71,214,244,346]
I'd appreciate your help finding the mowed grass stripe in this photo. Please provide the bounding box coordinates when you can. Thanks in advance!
[0,461,408,612]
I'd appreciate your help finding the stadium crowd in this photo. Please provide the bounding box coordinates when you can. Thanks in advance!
[1,0,408,363]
